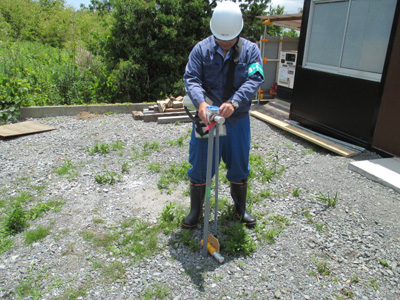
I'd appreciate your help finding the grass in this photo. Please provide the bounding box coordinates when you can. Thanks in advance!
[316,192,338,207]
[81,217,162,263]
[309,258,332,277]
[157,161,191,193]
[379,259,391,268]
[94,170,122,184]
[143,282,170,300]
[249,153,285,183]
[55,159,77,179]
[25,225,51,245]
[254,214,291,244]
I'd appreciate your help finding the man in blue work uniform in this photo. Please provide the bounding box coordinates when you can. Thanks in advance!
[182,1,264,228]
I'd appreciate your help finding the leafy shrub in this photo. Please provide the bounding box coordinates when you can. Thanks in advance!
[4,205,28,235]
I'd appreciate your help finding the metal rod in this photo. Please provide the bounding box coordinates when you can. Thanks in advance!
[214,124,220,235]
[202,125,215,256]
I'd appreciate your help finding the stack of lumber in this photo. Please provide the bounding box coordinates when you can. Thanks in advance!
[132,96,195,124]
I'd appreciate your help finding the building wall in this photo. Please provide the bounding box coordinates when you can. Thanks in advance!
[373,10,400,156]
[290,0,400,152]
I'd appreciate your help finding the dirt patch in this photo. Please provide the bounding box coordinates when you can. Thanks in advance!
[75,111,101,120]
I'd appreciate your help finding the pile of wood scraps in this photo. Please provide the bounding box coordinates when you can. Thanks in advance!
[132,96,195,124]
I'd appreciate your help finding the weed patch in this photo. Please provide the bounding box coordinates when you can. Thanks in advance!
[25,225,51,245]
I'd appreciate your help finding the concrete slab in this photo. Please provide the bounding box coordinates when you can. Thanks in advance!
[349,157,400,193]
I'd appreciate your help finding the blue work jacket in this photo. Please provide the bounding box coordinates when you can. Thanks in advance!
[183,36,264,126]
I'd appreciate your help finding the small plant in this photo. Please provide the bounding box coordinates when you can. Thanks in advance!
[95,170,121,184]
[87,142,110,155]
[121,161,131,174]
[351,274,360,283]
[379,259,391,268]
[157,161,191,193]
[159,202,185,234]
[55,159,77,178]
[302,210,314,224]
[167,136,187,147]
[367,277,378,291]
[28,201,63,220]
[25,225,51,245]
[255,215,290,244]
[249,153,285,183]
[177,229,199,252]
[111,140,125,151]
[143,282,170,300]
[339,289,355,298]
[316,192,338,207]
[4,205,28,235]
[316,223,325,233]
[148,163,162,173]
[221,222,256,256]
[292,187,301,197]
[101,261,126,283]
[309,259,331,277]
[0,237,13,254]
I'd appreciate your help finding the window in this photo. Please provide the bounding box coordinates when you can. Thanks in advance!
[304,0,397,81]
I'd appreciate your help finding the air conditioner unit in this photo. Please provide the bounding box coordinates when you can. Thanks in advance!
[277,50,297,89]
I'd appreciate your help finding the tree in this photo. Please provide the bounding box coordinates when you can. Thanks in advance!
[105,0,211,102]
[236,0,270,42]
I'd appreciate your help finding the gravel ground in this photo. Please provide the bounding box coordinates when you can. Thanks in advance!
[0,108,399,300]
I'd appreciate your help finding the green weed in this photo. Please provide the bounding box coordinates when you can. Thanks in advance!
[111,140,125,151]
[121,162,131,174]
[316,192,338,207]
[367,277,378,291]
[255,215,290,244]
[177,229,199,252]
[157,161,191,193]
[309,259,331,277]
[159,202,185,234]
[249,153,285,183]
[87,143,110,155]
[101,261,126,283]
[167,135,187,147]
[25,225,51,245]
[55,159,77,178]
[95,170,121,184]
[292,187,301,197]
[4,205,28,235]
[148,163,162,173]
[221,222,256,256]
[379,259,391,268]
[143,282,170,300]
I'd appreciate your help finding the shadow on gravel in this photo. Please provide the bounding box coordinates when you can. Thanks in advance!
[168,226,234,292]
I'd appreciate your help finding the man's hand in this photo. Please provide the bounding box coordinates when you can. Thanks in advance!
[198,102,209,125]
[219,102,235,119]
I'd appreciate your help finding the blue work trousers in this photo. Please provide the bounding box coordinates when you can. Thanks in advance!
[188,115,251,184]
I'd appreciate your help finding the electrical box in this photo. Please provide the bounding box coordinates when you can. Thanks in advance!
[277,50,297,89]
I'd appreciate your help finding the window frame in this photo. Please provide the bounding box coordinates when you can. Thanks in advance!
[303,0,395,82]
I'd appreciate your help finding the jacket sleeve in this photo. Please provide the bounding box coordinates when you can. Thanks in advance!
[183,44,206,110]
[230,43,264,108]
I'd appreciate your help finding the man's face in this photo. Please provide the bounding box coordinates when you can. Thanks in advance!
[215,37,238,52]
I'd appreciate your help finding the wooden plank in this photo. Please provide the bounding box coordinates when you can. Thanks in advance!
[132,111,144,120]
[143,111,190,122]
[0,121,56,138]
[250,111,357,157]
[157,115,192,124]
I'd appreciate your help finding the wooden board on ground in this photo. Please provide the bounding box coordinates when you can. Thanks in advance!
[250,111,357,157]
[0,121,56,138]
[157,115,192,124]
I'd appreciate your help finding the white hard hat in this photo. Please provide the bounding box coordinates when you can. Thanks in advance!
[210,1,243,41]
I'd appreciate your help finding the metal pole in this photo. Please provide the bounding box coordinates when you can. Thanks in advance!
[214,124,220,235]
[202,125,215,256]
